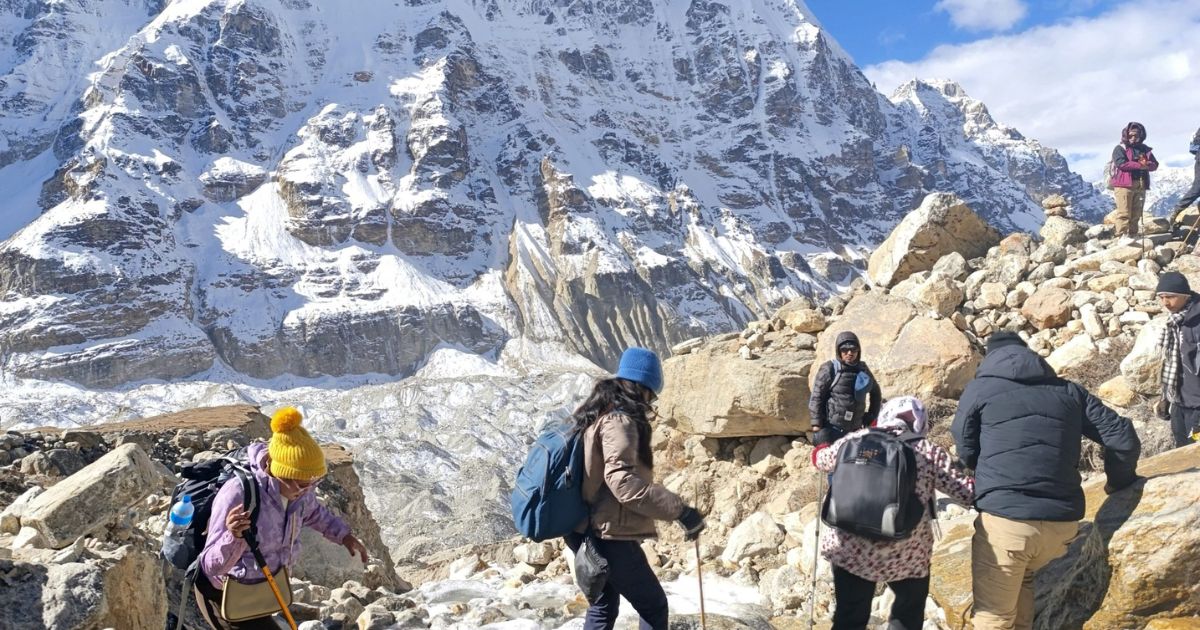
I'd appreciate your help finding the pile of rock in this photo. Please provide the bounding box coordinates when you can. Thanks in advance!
[0,405,409,630]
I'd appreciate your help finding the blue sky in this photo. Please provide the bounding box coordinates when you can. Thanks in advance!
[804,0,1200,180]
[806,0,1120,67]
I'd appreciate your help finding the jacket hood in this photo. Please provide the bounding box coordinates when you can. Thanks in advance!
[833,331,860,360]
[976,344,1058,383]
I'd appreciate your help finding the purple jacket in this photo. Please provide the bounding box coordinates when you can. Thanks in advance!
[199,443,350,588]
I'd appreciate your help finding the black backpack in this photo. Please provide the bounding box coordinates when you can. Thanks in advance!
[820,428,932,541]
[161,448,270,630]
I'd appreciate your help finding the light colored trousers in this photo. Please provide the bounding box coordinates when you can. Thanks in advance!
[970,512,1079,630]
[1113,184,1147,237]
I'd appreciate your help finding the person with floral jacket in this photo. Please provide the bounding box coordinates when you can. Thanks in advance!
[813,396,975,630]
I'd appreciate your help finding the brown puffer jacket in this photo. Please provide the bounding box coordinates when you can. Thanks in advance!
[578,411,684,540]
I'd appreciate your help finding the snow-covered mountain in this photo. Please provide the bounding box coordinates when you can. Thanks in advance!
[0,0,1104,389]
[0,0,1109,556]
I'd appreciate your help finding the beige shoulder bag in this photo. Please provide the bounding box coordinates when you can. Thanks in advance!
[221,498,300,622]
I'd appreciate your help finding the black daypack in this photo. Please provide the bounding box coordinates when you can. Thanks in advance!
[162,448,270,630]
[820,428,932,541]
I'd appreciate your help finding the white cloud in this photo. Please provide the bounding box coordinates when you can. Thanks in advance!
[867,0,1200,180]
[935,0,1028,32]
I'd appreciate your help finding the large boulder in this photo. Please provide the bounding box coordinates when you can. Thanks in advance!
[660,343,813,436]
[1021,287,1073,330]
[0,546,164,630]
[21,443,158,548]
[1121,318,1165,395]
[1046,335,1099,376]
[930,444,1200,629]
[813,293,981,400]
[868,193,1000,288]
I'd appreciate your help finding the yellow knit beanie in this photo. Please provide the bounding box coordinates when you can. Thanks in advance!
[268,407,326,480]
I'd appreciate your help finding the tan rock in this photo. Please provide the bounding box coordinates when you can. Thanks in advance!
[1037,445,1200,629]
[780,308,826,334]
[911,274,964,317]
[1040,216,1088,247]
[1046,334,1098,376]
[1068,245,1144,273]
[1120,317,1165,395]
[868,193,1000,287]
[1086,273,1130,293]
[1097,375,1139,408]
[1021,287,1073,330]
[978,282,1007,309]
[1041,193,1070,211]
[874,316,982,400]
[21,444,157,549]
[661,345,812,436]
[1080,304,1106,340]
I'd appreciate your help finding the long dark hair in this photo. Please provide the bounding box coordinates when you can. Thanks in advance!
[571,377,656,467]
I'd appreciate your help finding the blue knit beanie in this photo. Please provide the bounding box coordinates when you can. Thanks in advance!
[615,347,664,394]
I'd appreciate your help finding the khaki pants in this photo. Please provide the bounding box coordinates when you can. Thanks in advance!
[1113,184,1147,236]
[970,513,1078,630]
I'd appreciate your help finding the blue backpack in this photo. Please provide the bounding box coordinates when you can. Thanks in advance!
[511,421,588,541]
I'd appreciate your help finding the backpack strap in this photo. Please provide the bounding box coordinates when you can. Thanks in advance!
[892,430,939,528]
[231,466,268,570]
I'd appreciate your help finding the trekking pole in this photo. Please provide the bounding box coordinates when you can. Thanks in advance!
[259,565,298,630]
[693,481,707,630]
[694,536,707,630]
[247,530,298,630]
[808,471,825,630]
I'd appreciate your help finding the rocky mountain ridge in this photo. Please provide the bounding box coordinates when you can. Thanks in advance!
[0,0,1107,392]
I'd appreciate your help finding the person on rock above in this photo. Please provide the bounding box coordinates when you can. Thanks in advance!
[813,396,975,630]
[567,347,705,630]
[809,331,882,447]
[952,331,1141,630]
[198,408,369,630]
[1154,271,1200,447]
[1109,121,1159,239]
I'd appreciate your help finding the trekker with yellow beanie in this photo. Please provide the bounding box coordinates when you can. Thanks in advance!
[196,407,369,629]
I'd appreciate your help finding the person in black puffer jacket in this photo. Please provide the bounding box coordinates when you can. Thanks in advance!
[952,331,1141,630]
[808,331,882,447]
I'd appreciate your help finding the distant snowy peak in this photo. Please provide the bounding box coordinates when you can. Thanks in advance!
[0,0,1108,388]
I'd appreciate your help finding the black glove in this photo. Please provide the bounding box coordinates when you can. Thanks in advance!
[1104,475,1145,495]
[1155,398,1171,421]
[677,506,706,541]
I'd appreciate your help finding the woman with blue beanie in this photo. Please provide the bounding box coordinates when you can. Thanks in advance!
[567,347,706,630]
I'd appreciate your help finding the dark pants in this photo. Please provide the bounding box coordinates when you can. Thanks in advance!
[193,571,284,630]
[1170,403,1200,448]
[832,565,928,630]
[566,534,669,630]
[1173,155,1200,217]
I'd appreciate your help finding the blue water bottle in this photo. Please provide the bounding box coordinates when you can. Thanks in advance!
[169,494,194,527]
[163,494,195,569]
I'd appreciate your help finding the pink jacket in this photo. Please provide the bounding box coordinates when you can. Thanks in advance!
[199,443,350,588]
[1110,145,1159,189]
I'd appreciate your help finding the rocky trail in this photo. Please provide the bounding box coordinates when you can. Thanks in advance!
[4,194,1200,628]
